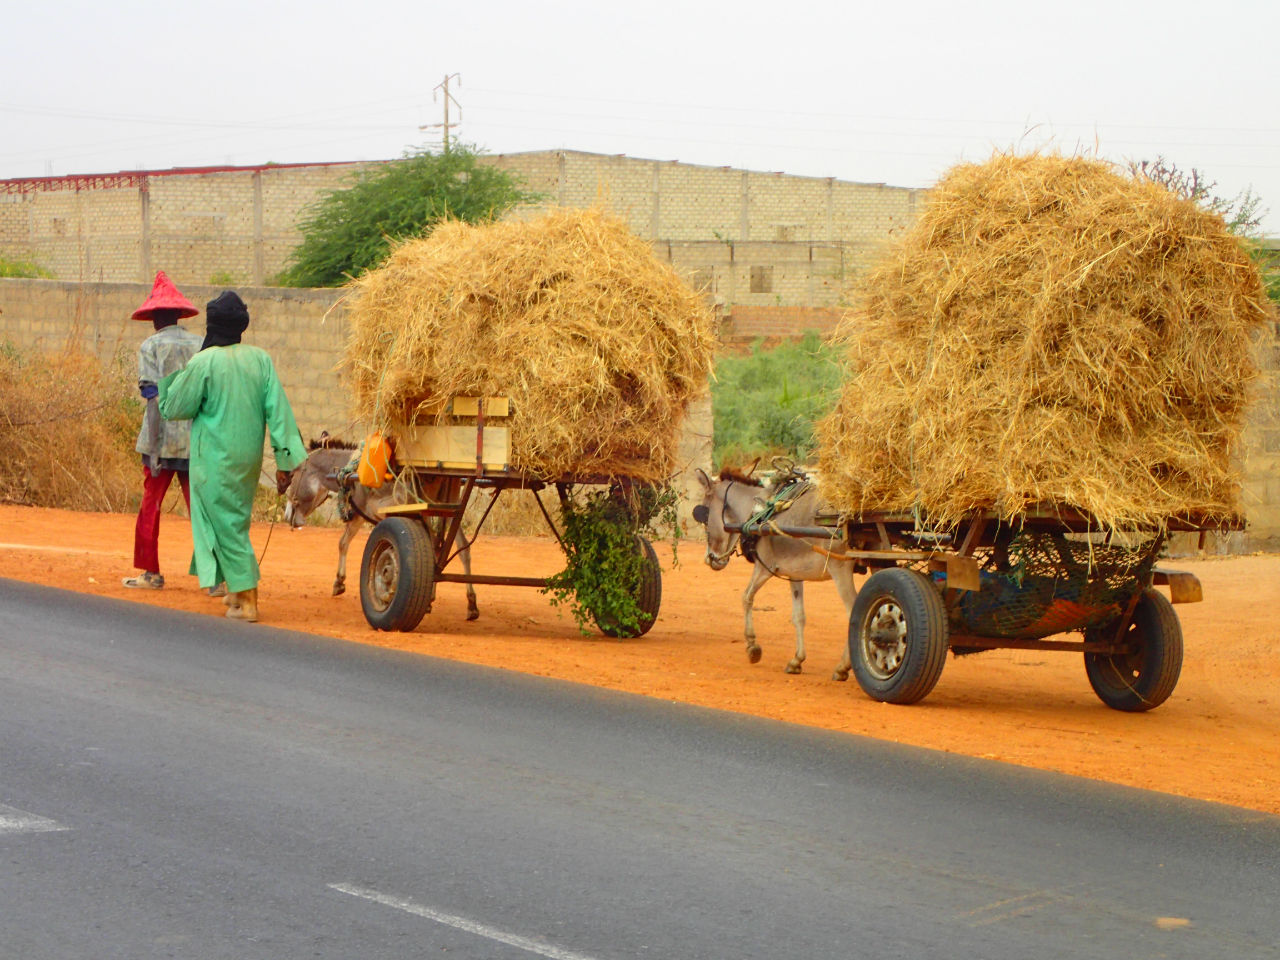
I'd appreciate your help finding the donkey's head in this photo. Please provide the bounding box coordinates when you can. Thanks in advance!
[283,458,332,529]
[693,466,765,571]
[282,434,355,529]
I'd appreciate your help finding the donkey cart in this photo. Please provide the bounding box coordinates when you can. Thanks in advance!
[354,397,662,638]
[728,505,1223,712]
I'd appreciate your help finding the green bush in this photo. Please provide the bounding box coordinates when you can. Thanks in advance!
[543,485,678,636]
[711,331,843,468]
[277,144,541,288]
[0,257,52,278]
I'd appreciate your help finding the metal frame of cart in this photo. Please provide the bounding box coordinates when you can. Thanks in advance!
[355,398,662,638]
[725,505,1227,712]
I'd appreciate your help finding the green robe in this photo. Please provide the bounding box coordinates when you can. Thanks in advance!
[158,344,305,592]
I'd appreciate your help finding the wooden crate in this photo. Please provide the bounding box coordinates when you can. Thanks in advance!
[393,396,511,471]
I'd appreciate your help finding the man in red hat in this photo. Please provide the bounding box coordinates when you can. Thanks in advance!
[122,271,207,591]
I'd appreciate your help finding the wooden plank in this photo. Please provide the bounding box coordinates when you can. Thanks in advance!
[397,424,510,470]
[379,502,464,518]
[1152,569,1203,604]
[928,554,981,592]
[413,396,511,418]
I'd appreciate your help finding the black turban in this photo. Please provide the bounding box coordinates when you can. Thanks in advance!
[201,290,251,350]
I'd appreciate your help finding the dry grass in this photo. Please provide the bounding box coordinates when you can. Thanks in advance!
[0,346,141,511]
[817,152,1273,532]
[341,208,716,483]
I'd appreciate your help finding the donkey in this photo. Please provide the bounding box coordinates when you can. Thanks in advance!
[283,438,479,620]
[693,467,856,679]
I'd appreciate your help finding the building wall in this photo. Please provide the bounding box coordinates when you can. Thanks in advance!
[0,277,715,518]
[0,162,374,287]
[2,276,1277,546]
[1,153,916,333]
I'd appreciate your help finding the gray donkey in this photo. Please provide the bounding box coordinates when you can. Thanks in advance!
[283,437,479,620]
[694,466,856,678]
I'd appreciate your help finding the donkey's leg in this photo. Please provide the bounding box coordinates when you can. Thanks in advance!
[333,517,363,596]
[457,528,479,621]
[830,562,858,681]
[741,562,772,664]
[785,579,806,674]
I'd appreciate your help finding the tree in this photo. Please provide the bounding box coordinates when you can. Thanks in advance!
[278,144,541,287]
[1130,156,1278,304]
[710,331,844,468]
[1129,156,1266,237]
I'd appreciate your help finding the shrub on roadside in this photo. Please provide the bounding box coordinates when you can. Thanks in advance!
[0,345,141,511]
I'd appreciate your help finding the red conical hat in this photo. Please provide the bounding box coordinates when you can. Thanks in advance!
[132,270,198,321]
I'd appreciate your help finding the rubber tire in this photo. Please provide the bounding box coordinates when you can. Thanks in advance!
[360,517,435,632]
[1084,588,1183,712]
[594,536,663,639]
[848,567,949,705]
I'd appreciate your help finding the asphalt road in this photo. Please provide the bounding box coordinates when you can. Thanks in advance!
[1,577,1276,960]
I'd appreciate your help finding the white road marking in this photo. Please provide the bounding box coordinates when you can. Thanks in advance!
[0,804,69,835]
[328,883,604,960]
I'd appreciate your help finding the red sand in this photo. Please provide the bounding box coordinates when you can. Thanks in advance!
[2,504,1276,817]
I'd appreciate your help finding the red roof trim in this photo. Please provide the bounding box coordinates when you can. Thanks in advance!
[0,160,376,195]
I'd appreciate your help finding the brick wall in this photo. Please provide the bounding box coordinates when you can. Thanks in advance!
[2,153,917,314]
[0,278,714,515]
[0,277,352,442]
[0,162,374,288]
[4,276,1277,545]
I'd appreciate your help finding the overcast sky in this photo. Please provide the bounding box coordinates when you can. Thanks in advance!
[4,0,1278,233]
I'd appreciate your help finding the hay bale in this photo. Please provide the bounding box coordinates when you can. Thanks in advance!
[341,209,716,483]
[816,152,1272,531]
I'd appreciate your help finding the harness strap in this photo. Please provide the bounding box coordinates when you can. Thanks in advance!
[741,478,812,536]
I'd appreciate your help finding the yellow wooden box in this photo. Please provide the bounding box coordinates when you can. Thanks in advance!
[393,396,511,471]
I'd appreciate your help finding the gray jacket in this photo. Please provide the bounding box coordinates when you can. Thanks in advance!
[134,324,203,466]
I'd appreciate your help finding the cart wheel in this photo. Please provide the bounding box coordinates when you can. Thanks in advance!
[1084,588,1182,712]
[360,518,435,632]
[848,567,948,705]
[594,536,663,639]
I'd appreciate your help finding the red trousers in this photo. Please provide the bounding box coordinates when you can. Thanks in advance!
[132,464,191,574]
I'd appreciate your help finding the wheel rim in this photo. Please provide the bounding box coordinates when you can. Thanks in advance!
[860,597,907,680]
[1108,621,1146,684]
[367,539,399,613]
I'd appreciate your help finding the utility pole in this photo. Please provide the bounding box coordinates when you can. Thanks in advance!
[420,73,461,154]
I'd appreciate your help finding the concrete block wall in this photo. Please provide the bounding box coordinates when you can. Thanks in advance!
[1237,317,1280,547]
[2,152,919,325]
[1,162,373,290]
[0,277,353,443]
[488,150,922,247]
[0,277,714,504]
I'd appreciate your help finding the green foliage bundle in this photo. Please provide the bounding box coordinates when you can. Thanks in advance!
[278,144,541,287]
[711,331,843,468]
[543,485,678,636]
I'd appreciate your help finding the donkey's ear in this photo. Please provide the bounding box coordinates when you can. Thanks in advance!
[695,468,712,490]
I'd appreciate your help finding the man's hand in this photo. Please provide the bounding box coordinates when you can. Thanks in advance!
[275,470,292,494]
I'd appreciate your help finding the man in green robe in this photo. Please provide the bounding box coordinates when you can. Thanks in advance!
[158,290,306,622]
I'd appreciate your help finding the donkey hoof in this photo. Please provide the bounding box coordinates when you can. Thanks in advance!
[332,580,346,597]
[466,607,480,622]
[785,661,803,675]
[831,668,850,682]
[746,644,762,665]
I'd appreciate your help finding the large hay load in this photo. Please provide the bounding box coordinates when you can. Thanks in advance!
[817,152,1272,532]
[341,208,716,483]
